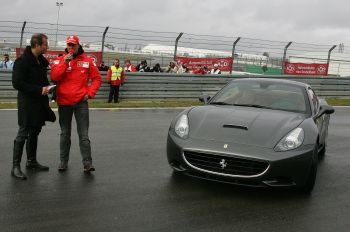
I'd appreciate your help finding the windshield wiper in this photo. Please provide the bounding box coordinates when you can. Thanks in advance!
[232,104,274,109]
[209,101,232,105]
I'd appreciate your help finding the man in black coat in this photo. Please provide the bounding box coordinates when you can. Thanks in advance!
[11,33,56,180]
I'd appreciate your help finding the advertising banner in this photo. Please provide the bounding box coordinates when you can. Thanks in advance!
[284,62,328,76]
[16,48,102,66]
[176,56,233,72]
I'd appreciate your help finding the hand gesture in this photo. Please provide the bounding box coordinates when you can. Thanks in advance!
[64,53,73,63]
[42,86,50,95]
[82,94,89,101]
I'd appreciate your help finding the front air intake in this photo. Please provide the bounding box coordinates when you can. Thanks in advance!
[183,150,268,177]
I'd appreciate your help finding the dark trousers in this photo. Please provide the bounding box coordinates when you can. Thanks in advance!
[14,126,42,163]
[108,85,120,103]
[58,100,92,165]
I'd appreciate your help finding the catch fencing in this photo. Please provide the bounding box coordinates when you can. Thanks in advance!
[1,70,349,102]
[1,20,350,76]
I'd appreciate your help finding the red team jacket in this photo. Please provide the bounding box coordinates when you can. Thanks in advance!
[51,53,102,105]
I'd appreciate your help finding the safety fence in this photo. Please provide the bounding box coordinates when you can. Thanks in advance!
[1,20,350,76]
[1,70,349,102]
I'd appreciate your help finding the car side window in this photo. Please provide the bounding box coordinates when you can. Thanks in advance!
[307,88,319,114]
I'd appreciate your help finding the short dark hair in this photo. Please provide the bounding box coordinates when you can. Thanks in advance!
[30,33,48,48]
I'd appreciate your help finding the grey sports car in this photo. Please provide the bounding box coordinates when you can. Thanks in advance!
[167,78,334,193]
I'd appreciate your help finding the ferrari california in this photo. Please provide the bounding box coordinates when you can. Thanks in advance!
[167,78,334,193]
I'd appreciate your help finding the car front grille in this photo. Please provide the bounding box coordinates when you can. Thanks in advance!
[183,150,269,177]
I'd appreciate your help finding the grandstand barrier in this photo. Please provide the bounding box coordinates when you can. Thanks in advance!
[1,70,350,101]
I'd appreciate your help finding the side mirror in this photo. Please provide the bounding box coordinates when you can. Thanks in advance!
[199,95,211,104]
[314,105,335,119]
[322,105,335,115]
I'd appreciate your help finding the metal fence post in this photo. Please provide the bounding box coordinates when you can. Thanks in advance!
[174,32,183,61]
[282,41,292,74]
[101,26,109,63]
[19,21,27,52]
[327,45,337,75]
[230,37,241,74]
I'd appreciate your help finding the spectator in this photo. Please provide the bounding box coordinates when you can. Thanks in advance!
[124,59,137,72]
[107,58,125,103]
[98,61,109,71]
[165,61,178,73]
[210,63,221,74]
[0,54,14,70]
[51,35,102,173]
[136,60,151,72]
[151,63,163,72]
[11,33,55,180]
[203,66,209,74]
[177,63,190,74]
[192,65,208,75]
[184,64,190,73]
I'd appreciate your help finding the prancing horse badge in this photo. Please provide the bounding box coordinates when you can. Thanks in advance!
[223,144,228,149]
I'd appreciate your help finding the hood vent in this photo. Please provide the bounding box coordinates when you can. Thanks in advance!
[223,124,248,130]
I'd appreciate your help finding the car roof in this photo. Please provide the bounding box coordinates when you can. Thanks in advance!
[233,78,310,89]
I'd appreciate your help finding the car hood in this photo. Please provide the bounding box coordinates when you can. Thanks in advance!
[188,105,306,148]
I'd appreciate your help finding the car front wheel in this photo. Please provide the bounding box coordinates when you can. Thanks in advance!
[299,146,318,194]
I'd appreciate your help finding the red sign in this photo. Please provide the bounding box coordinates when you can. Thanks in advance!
[176,56,233,72]
[284,62,328,76]
[16,48,102,66]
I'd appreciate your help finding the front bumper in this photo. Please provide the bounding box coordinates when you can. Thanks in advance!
[167,132,315,188]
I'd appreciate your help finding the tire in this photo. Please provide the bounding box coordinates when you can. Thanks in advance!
[299,147,318,194]
[318,126,329,158]
[318,143,326,158]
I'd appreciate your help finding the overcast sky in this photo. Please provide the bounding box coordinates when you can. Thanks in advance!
[1,0,349,45]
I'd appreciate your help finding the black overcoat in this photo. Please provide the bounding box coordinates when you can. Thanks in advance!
[12,46,55,127]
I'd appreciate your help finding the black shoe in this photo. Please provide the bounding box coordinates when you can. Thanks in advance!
[83,163,95,173]
[58,161,68,172]
[26,160,49,171]
[11,166,27,180]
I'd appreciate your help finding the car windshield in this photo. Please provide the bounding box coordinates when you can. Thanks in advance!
[209,80,308,113]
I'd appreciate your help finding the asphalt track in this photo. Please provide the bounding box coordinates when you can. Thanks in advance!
[0,107,349,232]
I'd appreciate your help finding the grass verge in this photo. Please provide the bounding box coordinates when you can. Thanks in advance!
[325,97,350,106]
[0,100,204,109]
[0,98,349,109]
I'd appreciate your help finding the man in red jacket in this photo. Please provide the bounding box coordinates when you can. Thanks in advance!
[51,35,102,173]
[124,59,136,72]
[106,58,125,103]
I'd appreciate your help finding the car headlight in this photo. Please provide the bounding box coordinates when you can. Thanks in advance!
[174,114,189,139]
[274,128,304,151]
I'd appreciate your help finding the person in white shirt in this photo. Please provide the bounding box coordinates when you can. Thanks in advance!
[210,63,221,74]
[0,54,14,70]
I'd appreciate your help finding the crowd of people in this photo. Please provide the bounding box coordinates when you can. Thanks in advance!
[98,59,222,75]
[98,59,222,103]
[98,59,221,103]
